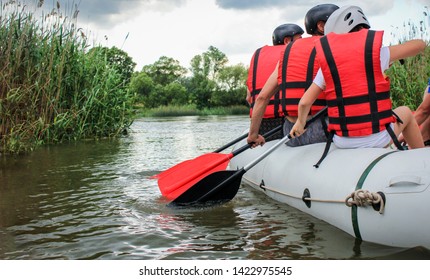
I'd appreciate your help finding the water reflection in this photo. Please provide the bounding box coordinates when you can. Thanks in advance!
[1,116,429,260]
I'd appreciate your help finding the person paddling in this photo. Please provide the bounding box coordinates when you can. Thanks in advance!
[247,4,339,148]
[290,5,425,152]
[246,23,304,141]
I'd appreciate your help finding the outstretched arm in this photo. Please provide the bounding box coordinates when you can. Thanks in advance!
[388,39,426,63]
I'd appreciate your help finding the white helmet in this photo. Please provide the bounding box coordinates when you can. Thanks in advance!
[324,5,370,35]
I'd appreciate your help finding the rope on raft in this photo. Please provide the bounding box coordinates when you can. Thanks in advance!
[260,185,385,214]
[345,190,385,214]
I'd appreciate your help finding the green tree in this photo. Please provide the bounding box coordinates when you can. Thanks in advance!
[188,46,229,109]
[183,73,215,110]
[139,82,188,108]
[190,46,228,81]
[217,63,248,91]
[132,56,189,108]
[211,63,248,107]
[142,56,187,85]
[165,82,189,105]
[129,71,154,104]
[204,46,228,81]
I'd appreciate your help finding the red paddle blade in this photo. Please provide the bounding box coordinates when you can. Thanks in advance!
[158,152,233,200]
[150,133,248,179]
[149,159,192,179]
[153,153,228,180]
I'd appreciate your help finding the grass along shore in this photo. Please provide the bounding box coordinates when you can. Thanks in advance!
[134,104,249,118]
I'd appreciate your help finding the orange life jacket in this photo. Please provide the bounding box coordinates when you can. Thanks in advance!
[247,45,285,118]
[277,37,327,116]
[315,29,395,137]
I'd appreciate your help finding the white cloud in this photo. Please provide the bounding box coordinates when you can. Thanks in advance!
[69,0,428,70]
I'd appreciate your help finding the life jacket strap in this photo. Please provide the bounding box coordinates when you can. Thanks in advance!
[314,131,334,168]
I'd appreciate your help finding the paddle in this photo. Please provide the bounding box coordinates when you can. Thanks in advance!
[158,124,283,201]
[169,106,328,206]
[150,132,249,180]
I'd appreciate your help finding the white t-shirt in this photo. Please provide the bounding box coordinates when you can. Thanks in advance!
[314,46,392,148]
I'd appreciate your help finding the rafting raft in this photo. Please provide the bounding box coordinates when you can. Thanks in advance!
[228,138,430,249]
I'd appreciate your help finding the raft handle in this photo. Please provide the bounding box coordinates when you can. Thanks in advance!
[389,175,422,187]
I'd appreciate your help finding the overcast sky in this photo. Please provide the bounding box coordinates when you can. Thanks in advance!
[35,0,430,70]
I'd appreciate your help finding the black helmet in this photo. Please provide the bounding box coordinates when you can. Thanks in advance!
[272,23,304,45]
[304,4,339,35]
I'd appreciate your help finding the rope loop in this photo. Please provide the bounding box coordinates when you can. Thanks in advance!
[345,189,385,214]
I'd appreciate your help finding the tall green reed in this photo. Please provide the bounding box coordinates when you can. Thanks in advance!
[0,1,135,154]
[387,6,430,109]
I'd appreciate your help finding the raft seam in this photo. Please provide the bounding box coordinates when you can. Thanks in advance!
[352,151,397,240]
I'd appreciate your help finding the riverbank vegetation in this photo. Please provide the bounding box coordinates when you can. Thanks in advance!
[386,9,430,108]
[0,1,429,154]
[135,104,249,118]
[0,1,135,154]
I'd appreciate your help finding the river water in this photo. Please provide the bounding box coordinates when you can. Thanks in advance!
[1,115,429,260]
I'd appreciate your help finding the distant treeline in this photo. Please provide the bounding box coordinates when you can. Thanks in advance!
[129,48,249,116]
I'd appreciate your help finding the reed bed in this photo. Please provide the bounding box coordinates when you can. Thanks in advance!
[138,104,249,117]
[387,7,430,109]
[387,46,430,109]
[0,1,135,154]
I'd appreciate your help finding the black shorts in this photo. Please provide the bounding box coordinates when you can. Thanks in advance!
[283,117,328,147]
[259,117,284,141]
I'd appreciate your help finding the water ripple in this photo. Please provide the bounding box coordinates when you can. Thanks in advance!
[1,116,428,260]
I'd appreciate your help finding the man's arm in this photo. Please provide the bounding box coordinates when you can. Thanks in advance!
[247,65,279,146]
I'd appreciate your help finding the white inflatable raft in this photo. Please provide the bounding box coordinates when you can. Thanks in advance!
[228,138,430,249]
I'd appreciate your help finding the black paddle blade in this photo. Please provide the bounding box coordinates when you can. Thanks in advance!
[169,169,245,207]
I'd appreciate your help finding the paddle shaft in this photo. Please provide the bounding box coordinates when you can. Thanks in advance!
[244,106,327,171]
[231,124,282,156]
[153,132,248,180]
[170,107,328,205]
[171,124,282,182]
[213,133,247,153]
[159,123,283,200]
[195,106,328,203]
[153,124,281,180]
[215,120,284,153]
[195,138,292,203]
